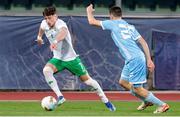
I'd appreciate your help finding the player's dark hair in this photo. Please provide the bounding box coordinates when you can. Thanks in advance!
[43,6,56,16]
[109,6,122,17]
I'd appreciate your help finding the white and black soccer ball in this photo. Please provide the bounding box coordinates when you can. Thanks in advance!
[41,96,57,111]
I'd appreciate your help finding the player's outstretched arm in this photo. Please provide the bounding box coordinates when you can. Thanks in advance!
[37,27,44,45]
[50,27,67,51]
[55,27,67,42]
[86,4,101,27]
[138,37,155,72]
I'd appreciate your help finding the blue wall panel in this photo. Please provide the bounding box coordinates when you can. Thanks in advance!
[0,16,180,90]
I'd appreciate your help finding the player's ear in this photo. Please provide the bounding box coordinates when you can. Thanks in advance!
[109,14,113,20]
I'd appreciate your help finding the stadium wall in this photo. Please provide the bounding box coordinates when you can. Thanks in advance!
[0,16,179,90]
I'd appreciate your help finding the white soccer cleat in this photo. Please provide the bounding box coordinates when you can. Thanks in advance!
[153,103,170,114]
[137,102,153,111]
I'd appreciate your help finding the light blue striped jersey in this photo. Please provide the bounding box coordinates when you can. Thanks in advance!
[100,19,145,62]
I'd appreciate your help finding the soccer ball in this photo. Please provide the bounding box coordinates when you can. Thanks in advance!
[41,96,57,111]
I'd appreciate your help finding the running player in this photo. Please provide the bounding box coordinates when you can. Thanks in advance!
[36,6,116,111]
[86,4,169,113]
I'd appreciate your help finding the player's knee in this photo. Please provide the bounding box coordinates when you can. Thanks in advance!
[119,80,122,85]
[43,66,53,76]
[133,87,142,94]
[119,79,125,87]
[84,78,97,86]
[80,74,90,82]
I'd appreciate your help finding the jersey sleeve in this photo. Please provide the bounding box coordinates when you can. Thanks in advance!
[56,20,68,30]
[100,20,113,30]
[130,25,141,41]
[40,20,46,30]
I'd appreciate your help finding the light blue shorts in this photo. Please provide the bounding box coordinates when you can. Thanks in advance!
[120,57,147,85]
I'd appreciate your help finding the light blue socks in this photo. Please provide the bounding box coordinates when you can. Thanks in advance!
[144,92,165,106]
[130,89,165,106]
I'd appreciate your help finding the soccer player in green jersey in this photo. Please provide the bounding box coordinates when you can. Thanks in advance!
[37,6,116,111]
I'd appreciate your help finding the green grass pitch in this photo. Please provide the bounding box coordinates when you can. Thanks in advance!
[0,101,179,116]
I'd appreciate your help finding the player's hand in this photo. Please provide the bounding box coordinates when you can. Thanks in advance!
[86,4,95,13]
[37,39,44,45]
[36,36,44,45]
[50,43,57,51]
[147,59,155,72]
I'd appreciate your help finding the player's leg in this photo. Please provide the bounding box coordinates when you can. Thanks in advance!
[66,57,116,111]
[133,86,169,113]
[120,58,154,110]
[43,58,66,106]
[128,57,169,113]
[80,74,109,103]
[119,79,144,100]
[119,79,132,90]
[80,74,116,111]
[120,64,147,104]
[131,84,153,110]
[119,77,153,110]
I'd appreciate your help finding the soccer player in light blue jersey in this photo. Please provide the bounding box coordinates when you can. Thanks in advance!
[86,4,169,114]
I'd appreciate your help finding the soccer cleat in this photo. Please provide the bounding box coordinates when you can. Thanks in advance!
[105,102,116,112]
[57,96,66,106]
[153,103,170,114]
[137,102,153,111]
